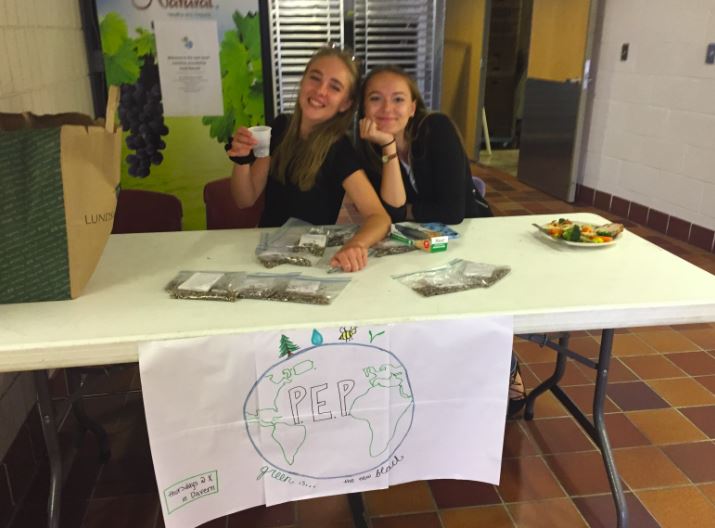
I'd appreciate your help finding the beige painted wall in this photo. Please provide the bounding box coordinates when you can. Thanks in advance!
[0,0,92,460]
[441,0,486,157]
[528,0,590,82]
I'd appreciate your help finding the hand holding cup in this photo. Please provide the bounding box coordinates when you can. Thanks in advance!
[249,125,272,158]
[227,127,257,158]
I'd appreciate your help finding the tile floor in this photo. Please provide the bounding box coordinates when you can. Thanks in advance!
[8,162,715,528]
[479,149,520,178]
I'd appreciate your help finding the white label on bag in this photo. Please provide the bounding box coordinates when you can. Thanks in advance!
[462,262,497,278]
[430,276,464,288]
[242,277,272,290]
[299,234,327,248]
[286,279,321,294]
[177,272,224,292]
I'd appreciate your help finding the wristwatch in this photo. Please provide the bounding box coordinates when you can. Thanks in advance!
[381,152,398,164]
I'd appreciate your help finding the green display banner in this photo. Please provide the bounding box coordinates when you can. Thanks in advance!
[96,0,264,230]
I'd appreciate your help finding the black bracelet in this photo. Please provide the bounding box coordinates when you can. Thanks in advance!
[225,142,256,165]
[230,154,255,165]
[380,138,396,148]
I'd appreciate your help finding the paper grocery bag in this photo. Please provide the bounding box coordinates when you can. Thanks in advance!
[0,87,121,303]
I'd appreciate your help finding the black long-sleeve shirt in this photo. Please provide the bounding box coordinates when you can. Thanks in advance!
[365,113,491,224]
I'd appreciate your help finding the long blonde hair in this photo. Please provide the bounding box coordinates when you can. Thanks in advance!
[271,47,360,191]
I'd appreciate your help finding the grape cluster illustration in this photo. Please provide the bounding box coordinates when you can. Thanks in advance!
[118,54,168,178]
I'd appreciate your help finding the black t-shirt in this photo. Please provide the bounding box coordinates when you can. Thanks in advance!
[259,115,362,227]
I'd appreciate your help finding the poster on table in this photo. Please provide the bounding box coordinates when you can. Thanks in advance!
[95,0,264,229]
[139,317,513,528]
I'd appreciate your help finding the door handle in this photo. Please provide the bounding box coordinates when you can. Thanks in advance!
[582,59,592,90]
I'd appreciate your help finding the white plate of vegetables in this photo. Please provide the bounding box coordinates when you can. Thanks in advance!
[537,218,624,247]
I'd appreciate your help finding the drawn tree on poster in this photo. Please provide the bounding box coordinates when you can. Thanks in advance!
[278,334,300,358]
[202,11,264,144]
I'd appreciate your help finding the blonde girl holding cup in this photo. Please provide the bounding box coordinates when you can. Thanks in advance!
[227,47,389,273]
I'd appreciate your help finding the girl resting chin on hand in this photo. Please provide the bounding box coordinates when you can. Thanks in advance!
[356,65,492,225]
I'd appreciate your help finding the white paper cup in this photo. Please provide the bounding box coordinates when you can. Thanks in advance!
[249,125,272,158]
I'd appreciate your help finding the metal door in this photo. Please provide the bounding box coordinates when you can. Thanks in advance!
[516,0,601,201]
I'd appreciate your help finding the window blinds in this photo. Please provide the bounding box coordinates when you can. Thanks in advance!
[353,0,442,109]
[267,0,345,114]
[266,0,443,113]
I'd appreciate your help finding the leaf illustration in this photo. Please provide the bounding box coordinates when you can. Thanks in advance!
[134,27,156,58]
[202,13,264,143]
[104,39,140,85]
[99,13,140,85]
[99,12,128,56]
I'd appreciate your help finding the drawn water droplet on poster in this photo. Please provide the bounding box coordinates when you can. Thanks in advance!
[311,329,323,345]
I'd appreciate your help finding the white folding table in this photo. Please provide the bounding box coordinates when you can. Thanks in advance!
[2,213,714,528]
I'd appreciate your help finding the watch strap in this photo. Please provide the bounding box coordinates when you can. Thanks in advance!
[381,152,398,164]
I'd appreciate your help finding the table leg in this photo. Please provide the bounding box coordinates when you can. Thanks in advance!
[524,333,569,420]
[519,330,628,528]
[593,329,628,528]
[347,492,368,528]
[34,370,62,528]
[67,369,111,462]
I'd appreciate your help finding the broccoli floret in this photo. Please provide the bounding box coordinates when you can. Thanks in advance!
[568,225,581,241]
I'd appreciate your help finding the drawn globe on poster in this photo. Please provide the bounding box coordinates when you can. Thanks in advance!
[243,343,415,479]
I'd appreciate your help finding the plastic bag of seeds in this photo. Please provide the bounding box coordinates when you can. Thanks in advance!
[312,224,359,247]
[238,273,350,305]
[165,271,245,302]
[256,218,327,268]
[275,276,351,305]
[393,259,510,297]
[236,272,299,300]
[456,259,511,287]
[369,237,419,258]
[393,264,468,297]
